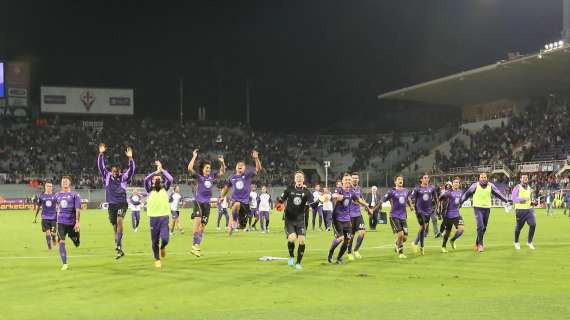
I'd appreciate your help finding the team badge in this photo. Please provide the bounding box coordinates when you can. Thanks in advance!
[80,90,96,111]
[45,200,52,207]
[204,180,212,188]
[293,197,302,205]
[235,180,244,190]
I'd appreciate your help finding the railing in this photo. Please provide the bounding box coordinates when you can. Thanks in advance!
[433,160,568,176]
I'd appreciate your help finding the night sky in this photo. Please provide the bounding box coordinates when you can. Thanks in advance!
[0,0,563,132]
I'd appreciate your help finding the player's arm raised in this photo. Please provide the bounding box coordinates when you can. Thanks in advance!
[252,150,262,174]
[161,165,174,191]
[187,149,198,176]
[123,146,135,181]
[143,171,156,193]
[97,143,109,177]
[218,155,226,176]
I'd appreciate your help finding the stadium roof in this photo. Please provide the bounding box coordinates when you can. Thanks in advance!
[377,46,570,107]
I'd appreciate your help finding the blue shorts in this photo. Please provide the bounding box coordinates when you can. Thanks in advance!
[171,210,180,219]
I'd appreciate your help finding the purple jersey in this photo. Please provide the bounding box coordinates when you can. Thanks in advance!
[97,153,136,204]
[225,167,256,204]
[55,191,81,225]
[441,190,462,219]
[349,186,363,217]
[383,188,410,220]
[333,187,359,222]
[411,185,438,215]
[193,172,218,204]
[37,193,57,220]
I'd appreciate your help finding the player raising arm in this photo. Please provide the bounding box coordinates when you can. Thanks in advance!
[220,150,261,235]
[144,161,173,268]
[97,143,135,260]
[187,149,226,257]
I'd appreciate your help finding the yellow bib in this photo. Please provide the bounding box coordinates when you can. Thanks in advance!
[147,189,170,217]
[472,183,492,208]
[514,185,531,210]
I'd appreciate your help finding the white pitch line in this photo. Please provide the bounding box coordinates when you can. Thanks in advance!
[1,241,568,261]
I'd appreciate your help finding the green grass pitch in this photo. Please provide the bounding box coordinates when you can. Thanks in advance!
[1,208,570,320]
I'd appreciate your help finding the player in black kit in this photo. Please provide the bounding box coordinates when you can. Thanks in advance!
[276,171,314,271]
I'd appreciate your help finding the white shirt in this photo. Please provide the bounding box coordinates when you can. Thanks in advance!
[322,193,333,211]
[258,193,272,211]
[170,193,182,211]
[249,192,258,209]
[129,194,142,211]
[312,191,323,206]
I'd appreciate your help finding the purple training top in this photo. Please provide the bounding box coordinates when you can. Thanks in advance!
[97,153,136,204]
[144,170,174,193]
[383,188,410,220]
[411,185,438,215]
[441,189,463,219]
[193,172,218,204]
[349,186,363,218]
[225,167,256,204]
[55,191,81,225]
[37,193,57,220]
[333,187,359,222]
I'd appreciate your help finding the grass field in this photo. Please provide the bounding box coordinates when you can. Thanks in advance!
[1,207,570,320]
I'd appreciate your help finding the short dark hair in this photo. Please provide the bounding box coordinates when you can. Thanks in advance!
[295,170,305,176]
[351,172,359,176]
[61,176,72,183]
[394,175,403,181]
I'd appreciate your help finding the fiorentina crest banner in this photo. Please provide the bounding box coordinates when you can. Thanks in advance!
[41,86,134,115]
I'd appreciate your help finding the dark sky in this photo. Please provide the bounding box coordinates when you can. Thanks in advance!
[0,0,563,132]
